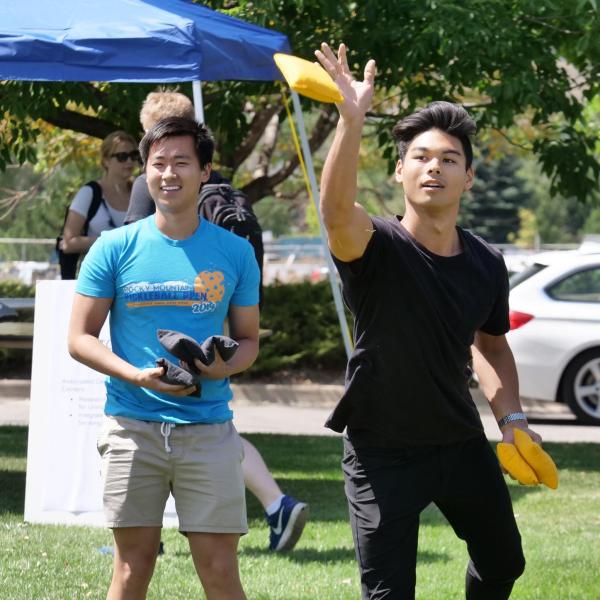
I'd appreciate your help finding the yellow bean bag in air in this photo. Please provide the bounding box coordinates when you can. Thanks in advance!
[274,53,343,104]
[497,429,559,489]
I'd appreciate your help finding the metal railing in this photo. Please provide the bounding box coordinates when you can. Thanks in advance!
[0,237,56,262]
[0,236,590,285]
[0,238,58,283]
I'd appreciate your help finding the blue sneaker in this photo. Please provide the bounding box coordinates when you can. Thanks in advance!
[266,495,309,552]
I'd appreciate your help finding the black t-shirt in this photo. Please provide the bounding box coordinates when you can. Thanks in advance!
[327,216,509,446]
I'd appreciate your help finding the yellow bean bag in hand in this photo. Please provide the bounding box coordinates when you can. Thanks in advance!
[513,428,559,489]
[497,429,559,489]
[274,53,343,104]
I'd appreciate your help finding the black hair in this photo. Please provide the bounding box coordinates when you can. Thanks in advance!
[392,101,476,169]
[139,116,214,169]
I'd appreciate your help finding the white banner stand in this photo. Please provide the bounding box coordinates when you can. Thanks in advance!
[24,280,178,527]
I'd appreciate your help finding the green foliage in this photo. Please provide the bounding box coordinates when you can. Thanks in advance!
[0,148,113,261]
[516,157,597,244]
[511,207,538,248]
[253,195,297,237]
[356,129,404,217]
[0,281,35,375]
[304,198,321,236]
[247,281,347,376]
[582,207,600,234]
[460,154,530,243]
[1,0,599,205]
[533,194,590,244]
[0,280,35,298]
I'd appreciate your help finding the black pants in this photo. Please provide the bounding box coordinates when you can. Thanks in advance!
[342,434,525,600]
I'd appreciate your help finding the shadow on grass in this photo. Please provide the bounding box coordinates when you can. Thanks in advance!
[241,546,449,565]
[243,433,344,474]
[2,428,599,524]
[0,470,25,516]
[541,442,600,473]
[245,434,600,474]
[171,545,450,565]
[0,426,28,458]
[169,546,356,563]
[246,478,347,522]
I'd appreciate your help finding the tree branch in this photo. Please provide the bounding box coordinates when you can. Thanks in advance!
[240,106,338,204]
[252,112,280,179]
[231,102,281,171]
[492,128,533,151]
[0,159,65,220]
[520,15,583,36]
[359,185,395,215]
[43,109,118,139]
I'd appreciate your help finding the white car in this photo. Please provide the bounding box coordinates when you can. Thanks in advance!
[507,251,600,425]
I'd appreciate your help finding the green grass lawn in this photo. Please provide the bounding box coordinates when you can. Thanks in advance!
[1,426,599,599]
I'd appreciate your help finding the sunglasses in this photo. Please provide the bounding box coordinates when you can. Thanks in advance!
[111,151,141,163]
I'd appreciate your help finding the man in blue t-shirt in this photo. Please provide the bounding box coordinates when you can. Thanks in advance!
[68,117,258,599]
[125,91,309,553]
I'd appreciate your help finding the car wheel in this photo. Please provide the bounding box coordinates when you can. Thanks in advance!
[561,349,600,425]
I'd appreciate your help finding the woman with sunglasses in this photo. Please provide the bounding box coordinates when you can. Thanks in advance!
[59,130,139,258]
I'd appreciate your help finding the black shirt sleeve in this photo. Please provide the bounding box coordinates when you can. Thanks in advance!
[331,217,381,279]
[479,255,510,335]
[330,218,382,314]
[124,174,155,225]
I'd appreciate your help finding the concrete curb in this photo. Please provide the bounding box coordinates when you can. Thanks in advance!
[0,379,31,399]
[0,379,574,414]
[0,378,343,408]
[231,383,344,407]
[3,379,600,443]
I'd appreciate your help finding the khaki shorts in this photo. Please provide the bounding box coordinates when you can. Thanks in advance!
[97,415,247,533]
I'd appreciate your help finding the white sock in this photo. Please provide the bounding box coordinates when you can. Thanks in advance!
[266,494,285,516]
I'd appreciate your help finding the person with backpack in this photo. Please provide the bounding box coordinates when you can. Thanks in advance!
[58,130,139,279]
[124,90,308,552]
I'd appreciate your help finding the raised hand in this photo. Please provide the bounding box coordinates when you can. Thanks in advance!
[315,42,376,122]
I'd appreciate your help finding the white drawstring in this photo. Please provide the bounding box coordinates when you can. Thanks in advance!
[160,422,174,453]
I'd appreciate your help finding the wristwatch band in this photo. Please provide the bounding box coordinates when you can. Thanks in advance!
[497,412,528,428]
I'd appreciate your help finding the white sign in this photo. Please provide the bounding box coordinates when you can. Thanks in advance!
[24,280,177,526]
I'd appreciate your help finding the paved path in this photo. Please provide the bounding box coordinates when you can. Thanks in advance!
[2,379,600,443]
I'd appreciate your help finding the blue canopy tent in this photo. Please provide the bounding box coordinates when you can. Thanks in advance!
[1,0,290,123]
[0,0,352,356]
[1,0,290,82]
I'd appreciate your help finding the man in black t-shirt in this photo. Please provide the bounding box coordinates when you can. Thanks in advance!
[315,43,541,600]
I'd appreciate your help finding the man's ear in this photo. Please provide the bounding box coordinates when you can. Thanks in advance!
[464,167,474,191]
[395,159,404,184]
[201,163,212,183]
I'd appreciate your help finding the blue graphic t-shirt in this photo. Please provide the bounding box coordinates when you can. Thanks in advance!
[76,216,260,424]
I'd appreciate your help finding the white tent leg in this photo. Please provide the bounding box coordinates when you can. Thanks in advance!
[290,91,353,359]
[192,80,205,123]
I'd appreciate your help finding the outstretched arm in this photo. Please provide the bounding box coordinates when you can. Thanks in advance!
[472,331,542,444]
[315,43,377,262]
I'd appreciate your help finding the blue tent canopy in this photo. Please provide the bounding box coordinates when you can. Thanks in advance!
[0,0,290,83]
